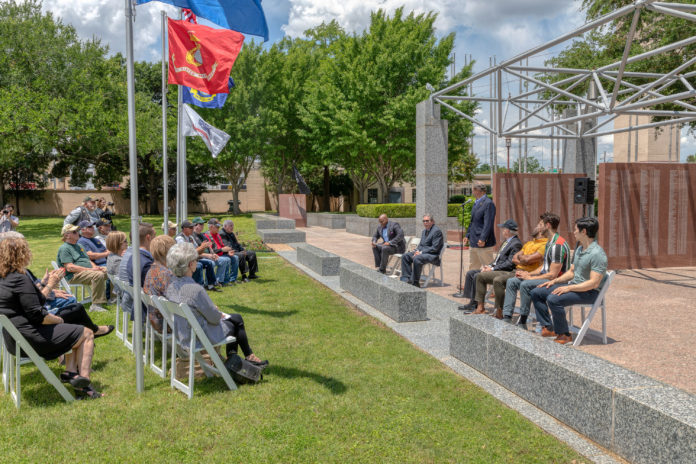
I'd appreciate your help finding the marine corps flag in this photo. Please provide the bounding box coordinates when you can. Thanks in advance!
[168,18,244,94]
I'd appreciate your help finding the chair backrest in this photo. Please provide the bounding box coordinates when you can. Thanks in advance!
[593,270,615,307]
[152,296,176,327]
[51,261,73,295]
[408,237,420,252]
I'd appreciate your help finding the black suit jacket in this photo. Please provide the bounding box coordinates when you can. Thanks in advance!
[372,221,406,253]
[490,236,522,271]
[466,196,497,248]
[416,225,444,263]
[220,230,245,253]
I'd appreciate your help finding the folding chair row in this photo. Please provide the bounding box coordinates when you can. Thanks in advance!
[51,261,92,305]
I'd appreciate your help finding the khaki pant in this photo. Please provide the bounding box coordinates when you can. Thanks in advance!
[468,246,496,272]
[70,269,107,304]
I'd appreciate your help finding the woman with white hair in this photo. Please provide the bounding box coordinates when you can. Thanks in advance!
[165,243,267,366]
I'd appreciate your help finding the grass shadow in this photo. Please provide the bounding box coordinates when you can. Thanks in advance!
[225,304,298,319]
[269,365,347,395]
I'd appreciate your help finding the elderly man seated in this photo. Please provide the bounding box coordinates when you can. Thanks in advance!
[77,220,108,267]
[220,219,258,282]
[458,219,522,315]
[192,217,233,287]
[206,218,240,285]
[56,224,109,312]
[531,217,608,344]
[371,214,405,274]
[175,220,219,291]
[400,214,443,288]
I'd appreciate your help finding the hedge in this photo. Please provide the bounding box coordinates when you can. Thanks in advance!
[356,203,470,218]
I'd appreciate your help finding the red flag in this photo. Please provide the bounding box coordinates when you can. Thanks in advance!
[168,18,244,94]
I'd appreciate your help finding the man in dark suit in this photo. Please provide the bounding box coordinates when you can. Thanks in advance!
[371,214,406,273]
[400,214,444,288]
[459,219,522,316]
[465,182,496,271]
[220,220,258,282]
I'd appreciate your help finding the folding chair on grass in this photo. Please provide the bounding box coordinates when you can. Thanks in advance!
[51,261,92,305]
[141,291,173,379]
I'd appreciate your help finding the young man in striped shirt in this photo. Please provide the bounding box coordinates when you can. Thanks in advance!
[501,212,571,329]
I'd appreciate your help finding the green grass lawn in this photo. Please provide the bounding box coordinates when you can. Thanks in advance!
[0,216,588,463]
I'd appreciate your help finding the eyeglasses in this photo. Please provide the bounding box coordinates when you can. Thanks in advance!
[422,219,431,223]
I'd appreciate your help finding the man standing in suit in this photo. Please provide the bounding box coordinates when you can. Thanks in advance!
[371,214,406,273]
[466,182,496,271]
[400,214,444,288]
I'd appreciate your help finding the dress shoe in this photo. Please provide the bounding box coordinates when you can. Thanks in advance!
[491,308,503,319]
[554,334,573,345]
[411,281,420,288]
[458,302,477,312]
[248,274,259,280]
[540,326,556,337]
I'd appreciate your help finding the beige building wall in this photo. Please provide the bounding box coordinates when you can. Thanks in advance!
[613,114,680,163]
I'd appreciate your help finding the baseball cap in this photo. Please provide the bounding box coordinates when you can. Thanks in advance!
[95,218,111,227]
[181,220,194,229]
[192,217,205,225]
[83,195,96,202]
[78,219,96,229]
[497,219,518,231]
[61,224,80,235]
[208,218,221,226]
[163,221,176,229]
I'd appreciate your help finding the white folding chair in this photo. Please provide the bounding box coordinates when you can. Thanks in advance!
[420,244,446,288]
[0,315,74,408]
[387,237,419,278]
[116,278,135,353]
[141,291,174,378]
[154,297,237,399]
[51,261,92,305]
[566,271,615,346]
[108,274,123,339]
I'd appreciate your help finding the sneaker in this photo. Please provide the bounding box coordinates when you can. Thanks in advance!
[242,277,249,283]
[89,304,108,313]
[107,297,117,305]
[222,281,235,287]
[206,285,222,292]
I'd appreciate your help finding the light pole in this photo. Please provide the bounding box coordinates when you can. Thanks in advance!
[505,137,511,172]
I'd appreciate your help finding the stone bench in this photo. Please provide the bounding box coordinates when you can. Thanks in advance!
[449,315,696,464]
[253,213,296,230]
[344,215,460,237]
[296,244,340,276]
[339,262,427,322]
[258,229,306,244]
[306,213,346,229]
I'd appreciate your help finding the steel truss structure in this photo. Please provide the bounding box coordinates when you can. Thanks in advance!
[431,0,696,166]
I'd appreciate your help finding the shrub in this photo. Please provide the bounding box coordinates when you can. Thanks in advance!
[448,194,467,204]
[356,203,464,219]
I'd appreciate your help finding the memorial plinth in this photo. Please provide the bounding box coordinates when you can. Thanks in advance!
[278,194,307,228]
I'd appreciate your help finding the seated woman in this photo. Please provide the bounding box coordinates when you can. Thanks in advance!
[143,234,176,333]
[0,236,102,398]
[106,231,128,277]
[165,243,267,366]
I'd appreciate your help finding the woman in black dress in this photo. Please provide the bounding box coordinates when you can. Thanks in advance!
[0,236,102,398]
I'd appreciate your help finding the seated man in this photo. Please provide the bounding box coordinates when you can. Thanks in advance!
[175,220,219,291]
[77,220,108,267]
[400,214,443,288]
[501,212,571,328]
[458,219,522,315]
[119,223,155,318]
[56,224,108,312]
[95,218,112,247]
[220,219,259,281]
[163,220,177,237]
[371,214,405,274]
[206,218,240,285]
[192,217,233,287]
[64,195,100,226]
[531,217,608,344]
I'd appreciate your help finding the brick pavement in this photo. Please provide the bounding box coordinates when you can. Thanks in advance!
[299,225,696,395]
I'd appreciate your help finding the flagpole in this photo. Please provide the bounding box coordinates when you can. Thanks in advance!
[125,0,144,394]
[176,9,184,231]
[161,10,169,233]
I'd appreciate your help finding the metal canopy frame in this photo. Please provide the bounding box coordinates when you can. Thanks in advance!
[431,0,696,158]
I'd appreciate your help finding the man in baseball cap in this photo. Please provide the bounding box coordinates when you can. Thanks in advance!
[63,195,100,226]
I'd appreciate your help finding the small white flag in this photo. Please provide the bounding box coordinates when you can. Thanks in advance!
[181,104,230,157]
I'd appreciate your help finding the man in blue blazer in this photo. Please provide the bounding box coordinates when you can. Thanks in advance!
[400,214,444,288]
[466,182,496,272]
[371,214,406,273]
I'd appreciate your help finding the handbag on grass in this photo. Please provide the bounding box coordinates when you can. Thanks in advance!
[224,353,263,384]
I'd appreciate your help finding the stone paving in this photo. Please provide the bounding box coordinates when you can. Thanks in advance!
[298,225,696,395]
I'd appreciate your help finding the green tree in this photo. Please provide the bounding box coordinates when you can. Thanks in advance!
[474,162,491,174]
[300,8,455,204]
[512,156,545,173]
[687,154,696,163]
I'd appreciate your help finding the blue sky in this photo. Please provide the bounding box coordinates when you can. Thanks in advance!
[41,0,695,165]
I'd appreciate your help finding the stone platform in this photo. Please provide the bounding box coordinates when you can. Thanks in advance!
[257,229,305,244]
[306,213,346,229]
[252,213,296,230]
[296,244,340,276]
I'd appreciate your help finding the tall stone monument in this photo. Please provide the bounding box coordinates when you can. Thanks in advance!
[562,108,597,180]
[416,99,448,236]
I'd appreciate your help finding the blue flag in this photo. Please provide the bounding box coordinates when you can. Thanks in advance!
[136,0,269,41]
[182,77,235,108]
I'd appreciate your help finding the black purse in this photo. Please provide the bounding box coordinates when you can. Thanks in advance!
[224,354,263,384]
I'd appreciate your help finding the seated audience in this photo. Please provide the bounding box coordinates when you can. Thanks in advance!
[95,218,112,247]
[56,224,108,312]
[165,243,267,365]
[0,204,19,232]
[0,236,102,398]
[163,220,177,237]
[192,217,232,287]
[143,235,176,333]
[531,217,608,344]
[371,214,405,274]
[106,231,128,277]
[205,219,239,285]
[220,220,258,282]
[64,195,100,226]
[400,214,443,288]
[501,212,571,327]
[458,219,523,316]
[175,220,219,291]
[78,220,108,266]
[118,223,155,318]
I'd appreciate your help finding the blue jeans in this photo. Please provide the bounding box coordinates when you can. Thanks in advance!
[226,254,239,282]
[530,283,599,334]
[193,259,217,286]
[214,255,238,284]
[46,296,78,314]
[502,277,548,317]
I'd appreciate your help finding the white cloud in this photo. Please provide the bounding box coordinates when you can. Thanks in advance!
[598,135,613,145]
